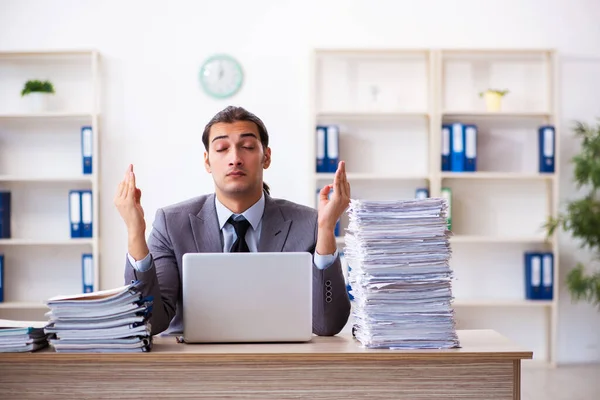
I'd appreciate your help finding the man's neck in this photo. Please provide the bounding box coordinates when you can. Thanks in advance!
[216,189,263,214]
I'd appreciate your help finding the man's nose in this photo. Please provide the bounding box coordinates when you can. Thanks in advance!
[229,149,243,166]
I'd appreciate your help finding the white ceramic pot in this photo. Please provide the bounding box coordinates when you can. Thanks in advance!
[24,92,51,113]
[484,92,502,112]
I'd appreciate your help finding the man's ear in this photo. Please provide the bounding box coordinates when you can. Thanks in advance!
[263,147,271,169]
[204,151,211,173]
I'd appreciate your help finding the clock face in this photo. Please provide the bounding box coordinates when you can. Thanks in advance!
[199,54,243,99]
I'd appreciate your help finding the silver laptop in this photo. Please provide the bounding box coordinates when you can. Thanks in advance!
[182,252,313,343]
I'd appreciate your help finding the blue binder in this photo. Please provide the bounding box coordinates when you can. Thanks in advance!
[0,254,4,302]
[316,126,327,173]
[326,125,339,172]
[450,123,464,172]
[524,252,542,300]
[541,252,554,300]
[81,190,93,238]
[463,124,477,172]
[0,191,11,239]
[415,188,429,199]
[539,125,555,173]
[82,253,93,293]
[441,124,452,171]
[81,126,93,175]
[69,190,82,238]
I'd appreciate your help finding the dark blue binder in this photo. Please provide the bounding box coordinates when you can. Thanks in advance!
[326,125,339,172]
[463,124,477,172]
[316,125,327,173]
[538,125,555,173]
[0,254,4,302]
[335,219,341,237]
[540,252,554,300]
[82,253,93,293]
[0,191,11,239]
[69,190,82,238]
[81,126,93,175]
[450,123,464,172]
[81,190,93,238]
[441,124,452,171]
[415,188,429,199]
[524,252,542,300]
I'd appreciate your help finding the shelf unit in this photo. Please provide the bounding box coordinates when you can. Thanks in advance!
[0,50,101,319]
[311,48,558,364]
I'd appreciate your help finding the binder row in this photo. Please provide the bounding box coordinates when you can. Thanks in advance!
[524,251,554,300]
[315,125,339,172]
[69,190,93,238]
[441,123,555,173]
[0,192,10,239]
[0,253,93,302]
[81,125,93,175]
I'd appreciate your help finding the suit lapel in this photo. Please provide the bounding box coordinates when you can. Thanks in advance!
[189,193,223,253]
[258,195,292,252]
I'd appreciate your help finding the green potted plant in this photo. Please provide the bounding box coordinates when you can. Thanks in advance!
[479,89,509,112]
[21,79,55,112]
[544,119,600,310]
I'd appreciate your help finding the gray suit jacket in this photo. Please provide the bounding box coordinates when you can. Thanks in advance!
[124,193,351,336]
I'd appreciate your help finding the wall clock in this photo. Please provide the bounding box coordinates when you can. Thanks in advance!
[199,54,244,99]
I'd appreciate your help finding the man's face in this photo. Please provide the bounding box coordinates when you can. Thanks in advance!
[204,120,271,197]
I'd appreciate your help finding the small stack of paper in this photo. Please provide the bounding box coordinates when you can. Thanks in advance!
[344,198,460,349]
[44,281,154,353]
[0,319,49,352]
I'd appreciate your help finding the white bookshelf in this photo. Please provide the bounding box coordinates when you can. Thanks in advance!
[312,48,559,364]
[0,50,101,319]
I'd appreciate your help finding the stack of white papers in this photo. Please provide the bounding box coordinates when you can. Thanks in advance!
[0,319,49,352]
[44,281,154,353]
[344,198,460,349]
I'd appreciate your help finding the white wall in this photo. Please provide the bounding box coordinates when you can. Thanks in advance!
[1,0,599,364]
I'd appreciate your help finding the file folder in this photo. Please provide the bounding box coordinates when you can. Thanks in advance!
[0,254,4,302]
[463,124,477,172]
[0,191,10,239]
[441,187,452,230]
[450,123,464,172]
[539,125,555,173]
[541,252,554,300]
[524,252,542,300]
[82,253,93,293]
[81,126,93,175]
[441,124,451,171]
[69,190,82,238]
[415,188,429,199]
[81,190,93,238]
[326,125,339,172]
[316,126,327,173]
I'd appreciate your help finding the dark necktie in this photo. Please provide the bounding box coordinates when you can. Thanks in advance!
[228,216,251,252]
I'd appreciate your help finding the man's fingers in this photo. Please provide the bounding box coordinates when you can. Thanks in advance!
[117,181,126,198]
[319,184,332,202]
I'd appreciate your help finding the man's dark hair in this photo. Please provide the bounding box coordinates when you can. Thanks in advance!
[202,106,270,195]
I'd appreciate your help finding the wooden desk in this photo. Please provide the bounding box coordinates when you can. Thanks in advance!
[0,329,531,399]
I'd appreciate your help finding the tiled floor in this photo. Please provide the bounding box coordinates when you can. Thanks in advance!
[522,362,600,400]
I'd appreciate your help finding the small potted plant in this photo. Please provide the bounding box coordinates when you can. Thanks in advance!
[21,80,55,112]
[479,89,509,112]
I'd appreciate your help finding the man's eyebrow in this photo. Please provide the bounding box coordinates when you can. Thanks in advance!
[211,132,258,143]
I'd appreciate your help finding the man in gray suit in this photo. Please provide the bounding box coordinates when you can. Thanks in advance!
[115,106,351,336]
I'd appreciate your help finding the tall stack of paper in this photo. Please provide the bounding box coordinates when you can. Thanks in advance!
[0,319,49,352]
[44,281,154,353]
[344,198,460,349]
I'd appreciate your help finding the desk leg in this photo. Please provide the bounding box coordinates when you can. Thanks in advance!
[514,360,521,400]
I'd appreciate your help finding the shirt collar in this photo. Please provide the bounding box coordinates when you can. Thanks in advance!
[215,192,265,231]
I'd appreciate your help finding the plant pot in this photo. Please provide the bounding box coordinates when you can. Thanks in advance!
[23,92,52,113]
[483,92,502,112]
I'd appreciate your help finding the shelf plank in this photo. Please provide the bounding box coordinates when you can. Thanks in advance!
[0,175,93,183]
[453,299,554,307]
[317,111,429,120]
[450,235,550,244]
[0,112,95,120]
[442,111,551,118]
[0,302,49,309]
[316,173,429,181]
[0,239,94,246]
[441,172,554,180]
